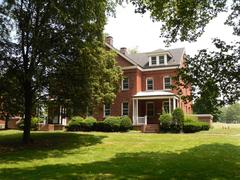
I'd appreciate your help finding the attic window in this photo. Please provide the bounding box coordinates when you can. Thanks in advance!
[151,56,157,65]
[159,55,165,64]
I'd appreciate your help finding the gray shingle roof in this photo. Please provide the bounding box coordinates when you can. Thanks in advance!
[127,48,185,68]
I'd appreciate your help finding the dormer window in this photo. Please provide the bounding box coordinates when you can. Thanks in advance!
[149,52,173,66]
[151,56,157,65]
[159,55,165,64]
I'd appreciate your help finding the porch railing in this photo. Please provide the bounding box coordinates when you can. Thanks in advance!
[136,116,147,125]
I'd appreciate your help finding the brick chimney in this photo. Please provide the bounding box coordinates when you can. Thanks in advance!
[120,47,127,55]
[105,36,113,46]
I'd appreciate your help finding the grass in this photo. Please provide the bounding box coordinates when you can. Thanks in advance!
[0,124,240,179]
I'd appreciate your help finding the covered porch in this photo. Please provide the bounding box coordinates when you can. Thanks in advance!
[132,91,179,125]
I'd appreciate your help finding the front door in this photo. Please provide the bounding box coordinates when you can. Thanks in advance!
[146,102,155,124]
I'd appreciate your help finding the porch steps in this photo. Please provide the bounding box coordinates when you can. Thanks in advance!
[142,124,159,133]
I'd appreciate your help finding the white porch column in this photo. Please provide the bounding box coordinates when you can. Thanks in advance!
[132,99,139,125]
[59,105,62,124]
[173,98,176,110]
[136,99,138,124]
[132,99,135,124]
[169,98,172,113]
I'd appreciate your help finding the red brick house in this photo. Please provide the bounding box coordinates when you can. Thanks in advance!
[95,36,192,125]
[48,36,193,129]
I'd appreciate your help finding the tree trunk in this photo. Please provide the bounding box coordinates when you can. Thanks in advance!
[4,114,9,130]
[22,81,32,144]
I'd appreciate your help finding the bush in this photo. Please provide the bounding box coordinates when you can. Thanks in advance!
[17,117,43,131]
[66,116,96,131]
[103,116,121,132]
[159,113,172,132]
[120,116,132,132]
[183,121,210,133]
[93,121,110,132]
[67,116,132,132]
[172,108,184,132]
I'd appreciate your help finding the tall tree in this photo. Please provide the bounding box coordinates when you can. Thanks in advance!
[0,0,121,143]
[175,39,239,119]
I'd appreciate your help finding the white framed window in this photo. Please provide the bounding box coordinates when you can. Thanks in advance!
[164,76,172,90]
[104,104,111,117]
[162,101,170,113]
[159,55,165,64]
[122,77,129,90]
[122,102,129,116]
[151,56,157,66]
[146,78,154,90]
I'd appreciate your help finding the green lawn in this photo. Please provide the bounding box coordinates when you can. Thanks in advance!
[0,125,240,179]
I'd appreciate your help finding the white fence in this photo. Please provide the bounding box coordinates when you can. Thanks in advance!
[135,116,147,125]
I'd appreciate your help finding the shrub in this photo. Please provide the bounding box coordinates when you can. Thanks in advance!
[159,113,172,132]
[172,108,184,132]
[93,121,110,132]
[17,117,43,131]
[120,116,132,132]
[66,116,96,131]
[70,116,84,123]
[79,117,97,131]
[103,116,121,132]
[183,121,210,133]
[201,122,210,131]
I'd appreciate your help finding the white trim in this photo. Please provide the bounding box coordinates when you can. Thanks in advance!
[133,96,178,100]
[121,64,179,72]
[146,77,154,91]
[121,66,138,70]
[141,66,179,71]
[163,76,172,90]
[122,77,129,91]
[103,104,111,117]
[121,101,129,116]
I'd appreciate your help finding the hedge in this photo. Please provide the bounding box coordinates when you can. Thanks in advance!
[159,113,172,132]
[66,116,132,132]
[66,116,96,131]
[183,121,210,133]
[159,112,210,133]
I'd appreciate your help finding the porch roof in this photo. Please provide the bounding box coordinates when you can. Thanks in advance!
[133,90,178,99]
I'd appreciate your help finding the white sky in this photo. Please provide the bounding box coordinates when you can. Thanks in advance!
[104,4,240,56]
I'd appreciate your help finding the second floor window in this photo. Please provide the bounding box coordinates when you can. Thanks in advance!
[122,77,129,90]
[164,77,171,90]
[146,78,154,90]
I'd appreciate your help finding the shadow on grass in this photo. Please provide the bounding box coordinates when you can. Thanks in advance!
[0,143,239,179]
[0,132,106,163]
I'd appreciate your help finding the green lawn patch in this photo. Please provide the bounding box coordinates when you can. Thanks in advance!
[0,126,240,179]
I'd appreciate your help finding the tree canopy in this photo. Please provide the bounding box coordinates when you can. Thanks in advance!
[219,103,240,123]
[0,0,121,143]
